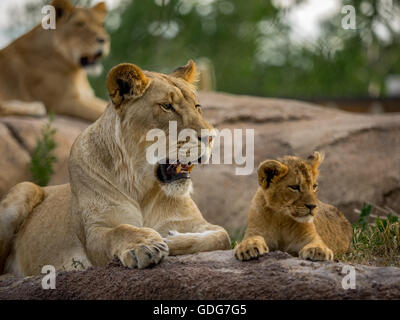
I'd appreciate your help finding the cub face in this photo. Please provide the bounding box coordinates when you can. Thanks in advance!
[51,0,110,74]
[106,60,215,197]
[257,152,324,223]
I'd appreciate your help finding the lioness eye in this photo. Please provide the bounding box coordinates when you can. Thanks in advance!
[289,185,300,191]
[160,103,175,112]
[76,21,86,27]
[313,184,318,190]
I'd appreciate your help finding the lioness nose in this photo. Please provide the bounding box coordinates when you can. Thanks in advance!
[305,204,317,212]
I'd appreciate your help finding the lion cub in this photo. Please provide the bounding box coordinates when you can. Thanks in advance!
[234,152,352,261]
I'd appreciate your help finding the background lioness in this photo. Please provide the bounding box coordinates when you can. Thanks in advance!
[0,0,109,121]
[234,152,352,261]
[0,60,230,276]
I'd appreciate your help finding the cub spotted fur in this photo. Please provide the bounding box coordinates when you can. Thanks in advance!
[234,152,352,261]
[0,0,109,121]
[0,60,230,276]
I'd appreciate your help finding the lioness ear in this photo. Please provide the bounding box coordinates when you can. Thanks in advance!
[307,151,324,176]
[171,60,199,84]
[106,63,151,109]
[257,160,289,189]
[92,2,107,16]
[51,0,74,19]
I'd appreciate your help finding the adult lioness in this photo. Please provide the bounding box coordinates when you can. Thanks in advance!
[234,152,352,261]
[0,0,109,121]
[0,60,231,276]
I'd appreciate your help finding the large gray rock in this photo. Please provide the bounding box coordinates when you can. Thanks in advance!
[192,92,400,230]
[0,250,399,299]
[0,115,89,195]
[0,92,399,231]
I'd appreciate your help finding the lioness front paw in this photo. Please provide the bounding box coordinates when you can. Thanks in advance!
[119,240,169,269]
[234,236,268,261]
[299,245,333,261]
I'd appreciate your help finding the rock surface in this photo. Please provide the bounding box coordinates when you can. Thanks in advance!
[192,92,400,229]
[0,115,88,195]
[0,92,399,231]
[1,250,399,299]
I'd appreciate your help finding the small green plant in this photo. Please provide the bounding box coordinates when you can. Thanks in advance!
[356,203,372,229]
[30,113,57,186]
[229,227,246,249]
[339,203,400,267]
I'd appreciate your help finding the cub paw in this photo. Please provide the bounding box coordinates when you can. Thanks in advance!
[119,239,169,269]
[234,236,268,261]
[299,245,333,261]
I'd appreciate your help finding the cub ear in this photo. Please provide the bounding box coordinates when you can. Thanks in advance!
[307,151,324,176]
[51,0,74,20]
[170,60,199,84]
[92,2,107,16]
[257,160,289,189]
[106,63,151,109]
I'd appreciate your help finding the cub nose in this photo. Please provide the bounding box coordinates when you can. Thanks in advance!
[305,204,317,212]
[96,37,106,44]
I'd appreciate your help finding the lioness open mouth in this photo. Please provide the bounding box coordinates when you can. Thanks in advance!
[80,51,103,67]
[156,159,195,184]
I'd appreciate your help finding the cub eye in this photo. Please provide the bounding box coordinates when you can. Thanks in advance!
[76,21,86,27]
[289,185,300,191]
[160,103,175,112]
[313,184,318,190]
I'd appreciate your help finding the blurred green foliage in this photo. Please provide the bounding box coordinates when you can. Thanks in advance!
[90,0,282,98]
[8,0,400,99]
[89,0,400,99]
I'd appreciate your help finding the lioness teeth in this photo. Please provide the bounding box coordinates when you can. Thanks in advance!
[162,160,194,177]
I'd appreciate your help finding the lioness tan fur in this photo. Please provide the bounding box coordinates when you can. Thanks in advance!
[0,0,109,121]
[234,152,352,261]
[0,60,231,276]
